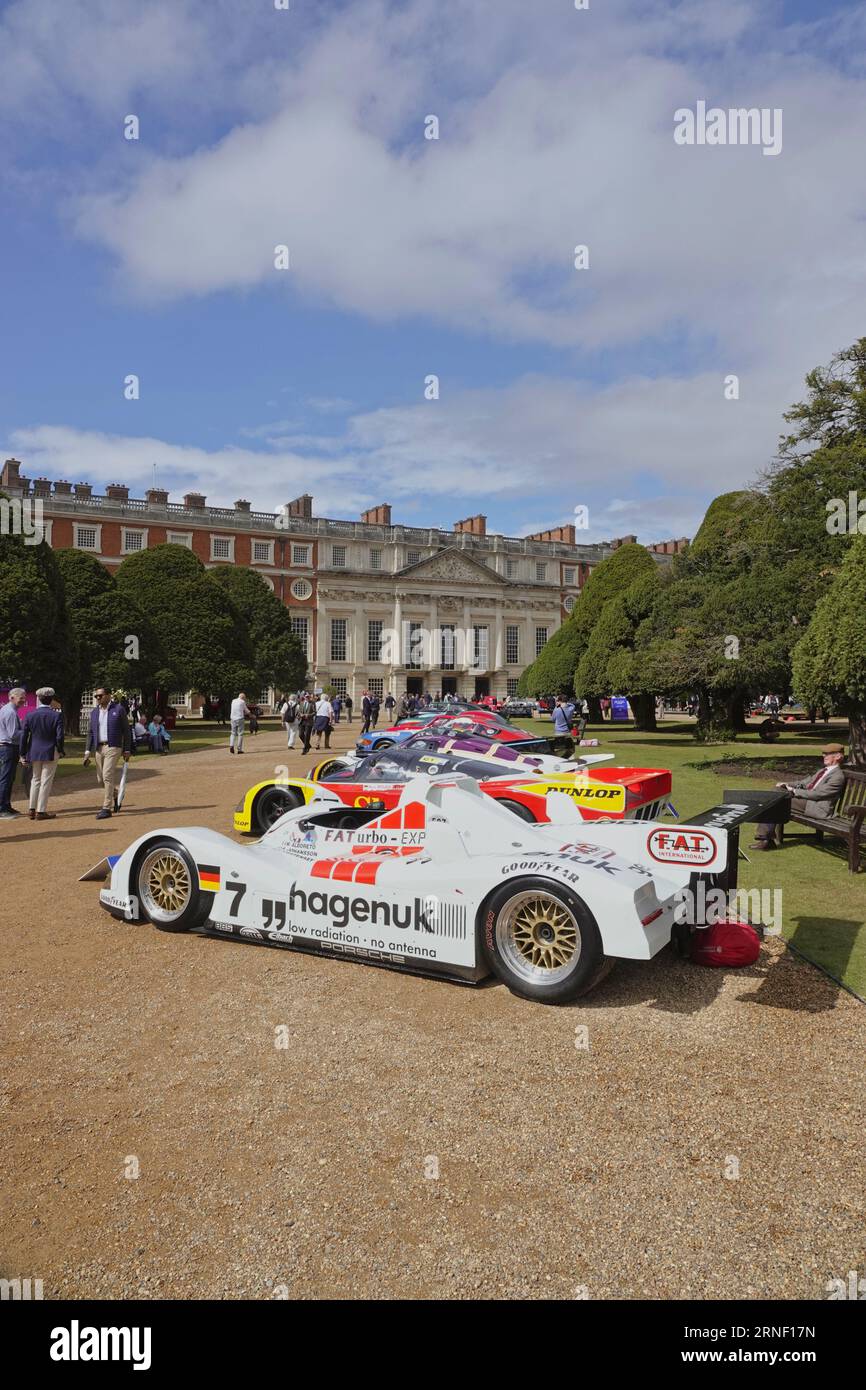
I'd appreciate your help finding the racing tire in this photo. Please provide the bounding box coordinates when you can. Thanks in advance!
[373,738,394,749]
[253,785,304,833]
[480,877,609,1004]
[135,838,212,935]
[497,798,539,824]
[313,758,344,781]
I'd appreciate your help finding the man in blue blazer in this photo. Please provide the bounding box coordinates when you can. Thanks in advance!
[84,687,131,820]
[20,687,65,820]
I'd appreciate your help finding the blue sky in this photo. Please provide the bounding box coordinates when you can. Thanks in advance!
[2,0,866,542]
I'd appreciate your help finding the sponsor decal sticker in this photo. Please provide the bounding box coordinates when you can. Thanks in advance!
[646,828,718,866]
[515,780,626,812]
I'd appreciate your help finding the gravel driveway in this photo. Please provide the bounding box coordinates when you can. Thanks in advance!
[1,725,863,1299]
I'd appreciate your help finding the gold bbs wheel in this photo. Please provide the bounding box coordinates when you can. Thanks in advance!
[139,847,193,925]
[497,890,580,983]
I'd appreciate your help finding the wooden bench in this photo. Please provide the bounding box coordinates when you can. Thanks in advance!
[778,767,866,872]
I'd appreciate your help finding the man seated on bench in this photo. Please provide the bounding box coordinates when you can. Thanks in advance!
[751,743,846,850]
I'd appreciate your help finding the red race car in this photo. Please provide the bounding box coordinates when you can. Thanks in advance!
[235,743,672,835]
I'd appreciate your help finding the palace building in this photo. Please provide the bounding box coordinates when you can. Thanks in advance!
[1,458,687,707]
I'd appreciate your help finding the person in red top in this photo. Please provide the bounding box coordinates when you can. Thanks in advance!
[752,742,846,849]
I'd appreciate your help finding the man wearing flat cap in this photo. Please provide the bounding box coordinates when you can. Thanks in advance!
[752,743,846,849]
[20,687,65,820]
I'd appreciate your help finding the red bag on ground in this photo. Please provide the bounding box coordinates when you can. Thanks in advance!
[690,917,761,968]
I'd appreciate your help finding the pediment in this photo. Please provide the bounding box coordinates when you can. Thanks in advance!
[398,546,508,586]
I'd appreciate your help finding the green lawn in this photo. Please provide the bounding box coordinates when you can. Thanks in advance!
[519,717,866,1000]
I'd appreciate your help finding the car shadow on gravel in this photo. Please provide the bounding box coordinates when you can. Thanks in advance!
[742,915,863,1012]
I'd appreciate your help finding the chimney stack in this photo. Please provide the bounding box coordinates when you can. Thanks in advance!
[453,514,487,536]
[106,483,129,501]
[526,524,576,544]
[183,492,206,510]
[361,503,392,526]
[284,494,313,520]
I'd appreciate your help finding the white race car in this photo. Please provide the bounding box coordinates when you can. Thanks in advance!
[85,775,746,1005]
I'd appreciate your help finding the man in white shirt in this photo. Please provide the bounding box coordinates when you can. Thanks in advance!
[229,693,250,754]
[313,695,333,750]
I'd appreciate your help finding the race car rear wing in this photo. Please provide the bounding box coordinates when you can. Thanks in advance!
[686,788,790,891]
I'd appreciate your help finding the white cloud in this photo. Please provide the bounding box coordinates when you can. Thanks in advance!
[51,0,866,373]
[5,356,782,542]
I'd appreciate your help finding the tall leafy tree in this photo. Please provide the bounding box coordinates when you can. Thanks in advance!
[577,566,662,730]
[518,542,658,713]
[54,549,165,725]
[517,621,582,698]
[209,565,306,692]
[0,517,78,706]
[115,544,257,702]
[792,537,866,765]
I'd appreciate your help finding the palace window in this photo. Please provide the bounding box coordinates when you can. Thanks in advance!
[291,578,312,601]
[507,678,519,697]
[506,625,520,665]
[406,549,421,566]
[332,545,347,567]
[292,544,311,566]
[564,566,575,585]
[290,616,309,658]
[506,559,518,579]
[472,625,489,669]
[74,524,100,551]
[369,677,384,698]
[535,562,547,582]
[121,528,146,554]
[535,626,549,655]
[368,619,384,663]
[331,677,347,697]
[252,539,274,564]
[370,548,382,570]
[404,621,424,668]
[211,535,234,561]
[440,624,456,670]
[330,618,348,662]
[167,532,192,548]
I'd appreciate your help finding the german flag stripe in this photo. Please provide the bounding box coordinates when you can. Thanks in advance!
[198,864,220,891]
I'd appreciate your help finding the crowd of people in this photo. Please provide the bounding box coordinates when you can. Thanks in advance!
[0,685,184,823]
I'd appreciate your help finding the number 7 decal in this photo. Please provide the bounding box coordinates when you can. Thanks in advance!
[226,882,247,917]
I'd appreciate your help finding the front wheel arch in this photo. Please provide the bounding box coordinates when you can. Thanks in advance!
[252,783,305,833]
[132,836,212,934]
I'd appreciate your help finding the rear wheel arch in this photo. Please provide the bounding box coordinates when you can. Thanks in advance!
[476,874,611,1003]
